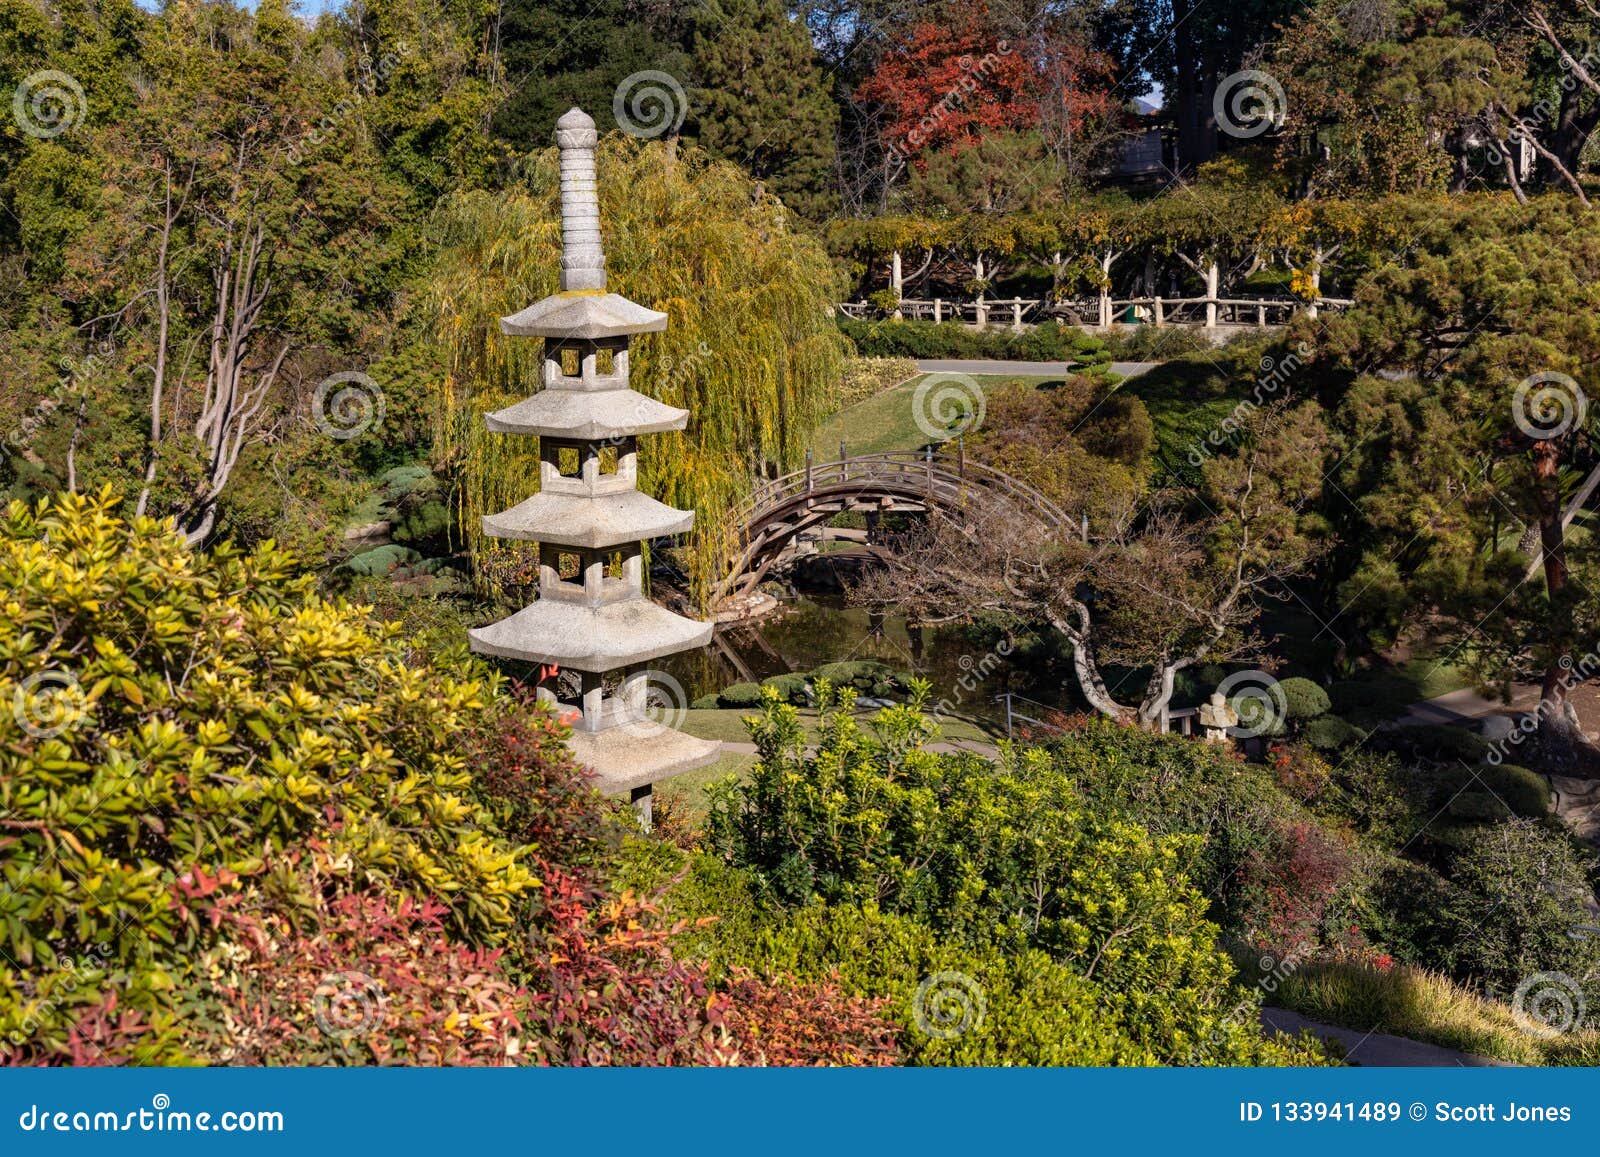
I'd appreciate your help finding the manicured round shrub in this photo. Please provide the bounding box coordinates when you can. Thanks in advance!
[1432,764,1549,819]
[717,681,764,708]
[1305,715,1365,750]
[1386,724,1490,763]
[761,672,811,705]
[1278,677,1331,721]
[811,660,904,695]
[691,693,721,709]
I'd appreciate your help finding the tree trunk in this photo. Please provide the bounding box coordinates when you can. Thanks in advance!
[1533,439,1587,761]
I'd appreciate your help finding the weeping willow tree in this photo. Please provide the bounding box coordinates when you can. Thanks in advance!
[427,136,846,606]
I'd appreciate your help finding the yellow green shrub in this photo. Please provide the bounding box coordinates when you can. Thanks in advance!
[0,491,540,1058]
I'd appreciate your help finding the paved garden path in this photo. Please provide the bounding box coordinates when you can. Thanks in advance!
[1259,1008,1513,1067]
[914,359,1159,379]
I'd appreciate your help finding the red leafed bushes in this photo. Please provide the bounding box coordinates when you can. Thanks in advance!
[182,870,524,1066]
[523,868,898,1066]
[1239,819,1359,957]
[718,975,898,1067]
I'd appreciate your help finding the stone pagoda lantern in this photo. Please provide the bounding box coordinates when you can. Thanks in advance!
[469,107,720,825]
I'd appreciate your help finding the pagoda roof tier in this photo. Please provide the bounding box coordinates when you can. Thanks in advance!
[567,726,722,795]
[485,388,687,439]
[468,598,713,671]
[483,489,693,549]
[500,290,668,340]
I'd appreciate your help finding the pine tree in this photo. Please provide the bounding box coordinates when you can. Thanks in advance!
[690,0,839,219]
[492,0,689,149]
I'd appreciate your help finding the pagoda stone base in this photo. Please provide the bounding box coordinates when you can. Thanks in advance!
[568,726,722,796]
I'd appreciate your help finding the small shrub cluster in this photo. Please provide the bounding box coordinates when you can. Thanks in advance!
[699,685,1330,1065]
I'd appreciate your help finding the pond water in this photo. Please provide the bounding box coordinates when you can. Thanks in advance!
[657,593,1081,731]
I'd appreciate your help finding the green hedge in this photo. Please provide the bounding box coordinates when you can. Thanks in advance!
[837,318,1113,369]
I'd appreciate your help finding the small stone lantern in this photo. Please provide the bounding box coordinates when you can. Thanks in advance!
[1198,691,1238,746]
[469,107,720,825]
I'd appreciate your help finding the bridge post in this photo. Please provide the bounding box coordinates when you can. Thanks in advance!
[805,448,813,495]
[1011,299,1023,332]
[924,444,933,495]
[957,435,965,480]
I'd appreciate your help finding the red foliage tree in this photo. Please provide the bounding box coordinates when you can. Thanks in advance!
[855,2,1118,164]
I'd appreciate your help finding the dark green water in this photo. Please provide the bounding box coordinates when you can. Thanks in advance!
[659,595,1078,729]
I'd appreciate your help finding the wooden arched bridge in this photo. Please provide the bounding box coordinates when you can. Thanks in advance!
[714,444,1077,604]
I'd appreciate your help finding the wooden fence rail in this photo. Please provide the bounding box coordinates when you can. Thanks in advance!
[837,294,1354,330]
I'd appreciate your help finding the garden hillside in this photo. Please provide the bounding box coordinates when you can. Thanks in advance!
[0,492,1337,1066]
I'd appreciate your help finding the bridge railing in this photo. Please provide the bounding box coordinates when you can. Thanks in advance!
[734,443,1077,537]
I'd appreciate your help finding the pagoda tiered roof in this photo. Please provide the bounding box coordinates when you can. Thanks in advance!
[482,489,693,548]
[468,597,713,671]
[499,291,668,340]
[484,388,688,439]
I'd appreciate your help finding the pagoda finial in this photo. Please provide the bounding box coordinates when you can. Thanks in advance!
[555,107,605,292]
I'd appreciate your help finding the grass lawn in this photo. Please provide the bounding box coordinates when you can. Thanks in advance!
[1234,952,1600,1065]
[809,374,1066,460]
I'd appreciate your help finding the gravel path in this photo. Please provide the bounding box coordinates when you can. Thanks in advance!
[1259,1008,1514,1067]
